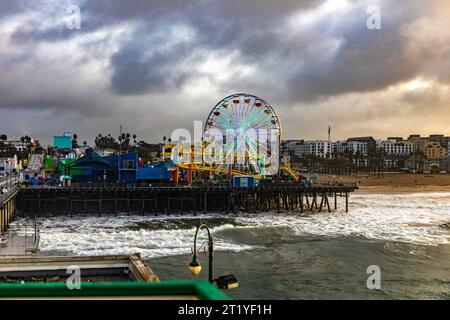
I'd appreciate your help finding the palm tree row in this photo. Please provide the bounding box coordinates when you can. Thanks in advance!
[298,148,398,175]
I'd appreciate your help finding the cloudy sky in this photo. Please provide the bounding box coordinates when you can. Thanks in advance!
[0,0,449,145]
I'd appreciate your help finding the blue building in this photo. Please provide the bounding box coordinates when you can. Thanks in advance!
[67,151,115,183]
[53,132,72,149]
[66,151,138,183]
[105,152,138,183]
[136,161,174,183]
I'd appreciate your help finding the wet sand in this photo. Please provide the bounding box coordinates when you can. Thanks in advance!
[316,173,450,193]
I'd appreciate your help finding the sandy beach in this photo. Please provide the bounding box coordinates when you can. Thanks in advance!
[316,173,450,193]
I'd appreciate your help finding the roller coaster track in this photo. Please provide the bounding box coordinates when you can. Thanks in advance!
[177,163,300,182]
[177,163,250,177]
[279,166,300,182]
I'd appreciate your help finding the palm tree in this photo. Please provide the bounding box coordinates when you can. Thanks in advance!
[373,148,387,177]
[343,149,354,175]
[20,136,25,151]
[72,134,78,148]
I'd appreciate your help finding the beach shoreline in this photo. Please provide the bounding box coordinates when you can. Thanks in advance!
[355,185,450,194]
[315,173,450,194]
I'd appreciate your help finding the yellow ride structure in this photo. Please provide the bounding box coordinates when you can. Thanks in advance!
[164,143,300,182]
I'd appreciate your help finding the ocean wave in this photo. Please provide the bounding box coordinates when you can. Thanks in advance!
[34,216,252,259]
[16,192,450,258]
[233,192,450,245]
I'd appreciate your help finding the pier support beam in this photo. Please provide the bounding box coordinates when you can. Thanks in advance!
[345,192,349,212]
[334,192,337,210]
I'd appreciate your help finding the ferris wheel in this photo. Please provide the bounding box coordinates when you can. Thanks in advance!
[204,93,282,175]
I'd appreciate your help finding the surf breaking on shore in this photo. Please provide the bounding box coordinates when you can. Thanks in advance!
[16,192,450,259]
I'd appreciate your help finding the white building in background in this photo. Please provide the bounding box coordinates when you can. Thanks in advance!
[375,139,383,149]
[6,139,26,152]
[345,141,368,156]
[331,141,347,155]
[0,155,21,173]
[381,139,414,156]
[285,139,370,159]
[286,140,333,158]
[284,140,303,158]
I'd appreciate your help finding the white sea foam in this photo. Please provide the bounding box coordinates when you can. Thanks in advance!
[23,192,450,258]
[35,215,252,258]
[234,192,450,245]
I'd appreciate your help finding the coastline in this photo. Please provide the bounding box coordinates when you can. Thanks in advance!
[356,185,450,194]
[315,173,450,194]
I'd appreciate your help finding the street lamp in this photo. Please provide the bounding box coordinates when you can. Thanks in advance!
[189,224,238,289]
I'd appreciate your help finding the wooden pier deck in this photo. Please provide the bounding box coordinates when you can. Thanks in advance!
[15,184,356,216]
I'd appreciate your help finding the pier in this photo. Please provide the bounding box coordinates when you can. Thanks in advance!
[0,186,18,233]
[15,184,355,216]
[1,186,39,257]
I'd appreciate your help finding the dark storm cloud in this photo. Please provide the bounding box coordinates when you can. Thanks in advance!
[4,0,430,100]
[109,30,197,94]
[285,1,428,102]
[105,0,321,94]
[100,0,435,100]
[1,0,450,143]
[0,0,17,18]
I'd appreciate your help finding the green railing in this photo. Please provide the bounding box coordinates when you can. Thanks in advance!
[0,280,230,300]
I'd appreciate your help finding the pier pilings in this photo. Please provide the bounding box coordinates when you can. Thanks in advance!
[0,187,18,233]
[15,185,356,216]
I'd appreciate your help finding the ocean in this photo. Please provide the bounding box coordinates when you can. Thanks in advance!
[22,192,450,299]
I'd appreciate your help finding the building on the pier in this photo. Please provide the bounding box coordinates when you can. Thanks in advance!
[53,132,73,150]
[66,151,116,183]
[105,152,139,183]
[136,161,174,183]
[61,151,139,183]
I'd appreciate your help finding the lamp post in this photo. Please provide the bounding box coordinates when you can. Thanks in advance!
[189,224,213,282]
[189,224,238,289]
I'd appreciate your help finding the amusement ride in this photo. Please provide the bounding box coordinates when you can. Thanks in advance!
[165,94,299,184]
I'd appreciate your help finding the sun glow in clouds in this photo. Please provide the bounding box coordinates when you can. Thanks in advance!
[403,79,433,91]
[289,0,351,28]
